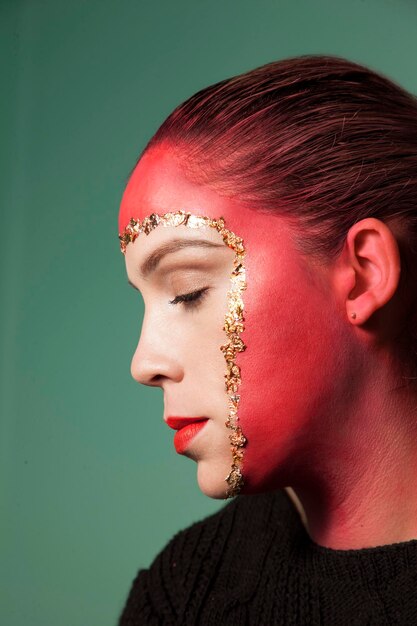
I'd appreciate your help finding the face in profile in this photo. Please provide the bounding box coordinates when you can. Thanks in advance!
[122,211,247,498]
[120,145,355,498]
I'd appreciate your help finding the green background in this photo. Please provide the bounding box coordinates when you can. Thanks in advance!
[2,0,417,624]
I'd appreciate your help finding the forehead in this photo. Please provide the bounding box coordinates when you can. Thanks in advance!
[119,145,261,235]
[118,144,306,279]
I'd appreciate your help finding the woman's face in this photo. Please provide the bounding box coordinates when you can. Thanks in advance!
[119,145,355,498]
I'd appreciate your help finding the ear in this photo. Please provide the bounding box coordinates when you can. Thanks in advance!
[337,218,401,325]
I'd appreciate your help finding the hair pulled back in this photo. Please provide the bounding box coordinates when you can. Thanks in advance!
[142,54,417,373]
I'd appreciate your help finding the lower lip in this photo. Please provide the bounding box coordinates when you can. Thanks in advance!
[174,420,209,454]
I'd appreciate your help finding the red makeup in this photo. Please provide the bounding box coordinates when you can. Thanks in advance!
[119,145,353,497]
[166,417,209,454]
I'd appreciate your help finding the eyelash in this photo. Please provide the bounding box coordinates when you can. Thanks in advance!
[169,287,209,309]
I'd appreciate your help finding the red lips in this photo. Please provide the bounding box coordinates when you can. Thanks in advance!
[166,417,209,454]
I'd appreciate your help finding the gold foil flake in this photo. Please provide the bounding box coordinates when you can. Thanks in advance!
[230,430,247,447]
[119,210,247,498]
[225,465,243,493]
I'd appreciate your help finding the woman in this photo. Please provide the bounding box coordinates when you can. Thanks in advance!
[117,55,417,624]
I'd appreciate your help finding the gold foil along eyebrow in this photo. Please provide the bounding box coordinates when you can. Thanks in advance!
[119,211,247,498]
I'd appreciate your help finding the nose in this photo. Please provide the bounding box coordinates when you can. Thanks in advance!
[130,314,183,387]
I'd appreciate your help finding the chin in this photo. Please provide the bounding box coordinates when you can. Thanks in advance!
[196,460,233,500]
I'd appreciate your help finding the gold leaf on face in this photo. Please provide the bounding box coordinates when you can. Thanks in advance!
[119,211,248,497]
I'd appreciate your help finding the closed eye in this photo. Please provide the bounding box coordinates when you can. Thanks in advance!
[169,287,209,309]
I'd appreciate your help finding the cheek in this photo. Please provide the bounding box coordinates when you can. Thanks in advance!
[236,244,349,492]
[185,314,226,384]
[177,287,232,398]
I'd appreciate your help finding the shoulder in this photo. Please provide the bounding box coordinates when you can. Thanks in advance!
[118,490,295,625]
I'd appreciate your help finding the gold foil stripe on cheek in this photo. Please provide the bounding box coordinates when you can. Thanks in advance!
[119,211,247,498]
[221,249,247,497]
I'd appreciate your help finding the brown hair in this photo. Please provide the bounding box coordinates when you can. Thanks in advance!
[142,54,417,373]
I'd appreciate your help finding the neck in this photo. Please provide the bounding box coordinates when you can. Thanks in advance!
[288,367,417,550]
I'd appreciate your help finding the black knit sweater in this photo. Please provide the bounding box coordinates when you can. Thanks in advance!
[118,490,417,625]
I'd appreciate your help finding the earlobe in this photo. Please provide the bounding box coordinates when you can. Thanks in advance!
[343,218,401,325]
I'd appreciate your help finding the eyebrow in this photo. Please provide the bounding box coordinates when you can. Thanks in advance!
[130,238,225,284]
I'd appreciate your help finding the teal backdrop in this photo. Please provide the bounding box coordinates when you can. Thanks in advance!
[2,0,417,624]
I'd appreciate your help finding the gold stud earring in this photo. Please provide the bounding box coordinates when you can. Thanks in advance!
[351,312,357,320]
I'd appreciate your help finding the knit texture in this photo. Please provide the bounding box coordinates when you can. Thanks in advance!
[118,490,417,625]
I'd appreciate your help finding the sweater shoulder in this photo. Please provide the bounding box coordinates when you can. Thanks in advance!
[118,490,294,625]
[162,489,294,578]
